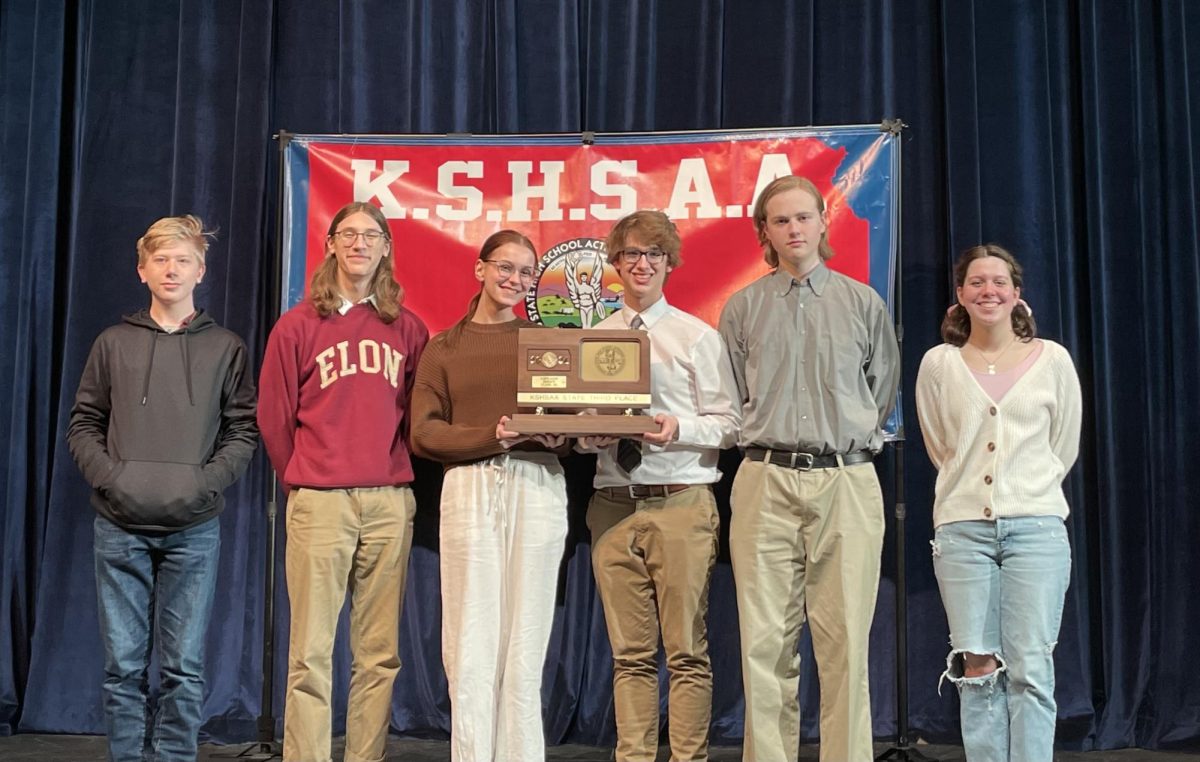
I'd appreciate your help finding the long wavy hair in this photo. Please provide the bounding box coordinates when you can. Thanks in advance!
[941,243,1037,346]
[752,175,834,267]
[309,202,403,323]
[443,229,538,349]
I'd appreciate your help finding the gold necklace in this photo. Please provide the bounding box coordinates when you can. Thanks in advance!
[971,335,1017,375]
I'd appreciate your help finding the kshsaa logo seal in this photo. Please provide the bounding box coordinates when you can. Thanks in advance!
[525,238,624,327]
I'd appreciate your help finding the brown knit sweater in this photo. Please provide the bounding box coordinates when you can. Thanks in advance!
[410,318,564,465]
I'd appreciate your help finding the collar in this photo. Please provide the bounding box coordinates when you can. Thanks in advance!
[772,261,830,297]
[155,309,199,334]
[620,295,670,330]
[337,294,379,315]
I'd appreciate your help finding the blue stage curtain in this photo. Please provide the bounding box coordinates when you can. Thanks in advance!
[1,0,1197,751]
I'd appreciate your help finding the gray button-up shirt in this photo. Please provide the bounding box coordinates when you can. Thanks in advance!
[718,264,900,454]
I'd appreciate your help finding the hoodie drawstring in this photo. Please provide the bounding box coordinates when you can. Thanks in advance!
[139,324,196,406]
[140,332,158,405]
[181,330,194,405]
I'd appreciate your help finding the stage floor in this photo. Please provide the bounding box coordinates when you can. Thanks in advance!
[0,735,1197,761]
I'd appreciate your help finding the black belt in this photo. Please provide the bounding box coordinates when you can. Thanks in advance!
[744,447,874,470]
[599,484,696,500]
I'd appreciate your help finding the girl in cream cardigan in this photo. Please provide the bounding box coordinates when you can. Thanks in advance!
[916,243,1082,762]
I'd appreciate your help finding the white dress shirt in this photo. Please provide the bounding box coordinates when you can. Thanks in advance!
[588,297,741,488]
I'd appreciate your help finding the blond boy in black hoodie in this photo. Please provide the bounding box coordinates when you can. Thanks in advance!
[67,215,257,761]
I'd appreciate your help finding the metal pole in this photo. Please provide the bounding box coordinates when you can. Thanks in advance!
[875,118,931,762]
[214,130,290,760]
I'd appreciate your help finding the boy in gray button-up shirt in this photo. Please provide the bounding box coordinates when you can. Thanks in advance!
[719,175,899,762]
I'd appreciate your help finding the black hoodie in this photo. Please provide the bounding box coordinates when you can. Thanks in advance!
[67,309,258,532]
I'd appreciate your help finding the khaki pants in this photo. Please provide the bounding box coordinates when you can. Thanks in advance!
[729,459,884,762]
[588,485,720,762]
[283,486,416,762]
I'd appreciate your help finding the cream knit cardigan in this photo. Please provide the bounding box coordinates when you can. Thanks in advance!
[915,339,1082,528]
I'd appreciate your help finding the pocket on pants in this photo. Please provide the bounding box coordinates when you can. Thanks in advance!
[285,487,324,535]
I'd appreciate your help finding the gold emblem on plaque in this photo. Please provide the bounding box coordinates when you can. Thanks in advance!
[579,340,639,383]
[528,350,569,370]
[594,345,625,376]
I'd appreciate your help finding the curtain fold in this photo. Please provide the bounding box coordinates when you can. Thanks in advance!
[0,0,1196,750]
[0,0,70,735]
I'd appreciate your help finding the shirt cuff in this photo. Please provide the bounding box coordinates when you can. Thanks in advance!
[674,417,696,447]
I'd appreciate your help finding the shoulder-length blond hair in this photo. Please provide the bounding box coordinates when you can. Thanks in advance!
[752,175,834,267]
[309,202,404,323]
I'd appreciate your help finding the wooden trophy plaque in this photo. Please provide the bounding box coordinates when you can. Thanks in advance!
[507,327,659,436]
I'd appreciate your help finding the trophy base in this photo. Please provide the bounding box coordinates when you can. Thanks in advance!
[508,413,659,437]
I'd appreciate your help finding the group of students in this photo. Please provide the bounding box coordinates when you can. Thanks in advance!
[66,173,1082,762]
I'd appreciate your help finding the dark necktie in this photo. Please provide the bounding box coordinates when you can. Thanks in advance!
[617,438,643,474]
[617,314,647,474]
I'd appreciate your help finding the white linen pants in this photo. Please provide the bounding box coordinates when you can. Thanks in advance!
[440,452,568,762]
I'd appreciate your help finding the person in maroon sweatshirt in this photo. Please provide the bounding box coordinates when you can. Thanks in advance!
[258,201,428,762]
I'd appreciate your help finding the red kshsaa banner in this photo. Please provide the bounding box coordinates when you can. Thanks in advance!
[281,127,899,333]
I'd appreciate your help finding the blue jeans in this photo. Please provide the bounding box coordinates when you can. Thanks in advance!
[94,515,220,762]
[931,517,1071,762]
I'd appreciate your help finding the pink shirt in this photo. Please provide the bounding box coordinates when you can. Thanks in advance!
[972,340,1044,402]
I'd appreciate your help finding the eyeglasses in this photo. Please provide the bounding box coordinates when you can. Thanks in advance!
[618,247,666,265]
[333,229,387,245]
[485,260,536,281]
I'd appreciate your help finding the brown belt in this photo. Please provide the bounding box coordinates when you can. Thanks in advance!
[599,484,695,500]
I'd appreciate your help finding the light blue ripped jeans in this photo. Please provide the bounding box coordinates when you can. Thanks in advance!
[931,516,1071,762]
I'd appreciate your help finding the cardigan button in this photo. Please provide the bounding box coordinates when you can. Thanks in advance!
[984,475,993,485]
[989,406,997,416]
[983,507,993,518]
[987,441,996,452]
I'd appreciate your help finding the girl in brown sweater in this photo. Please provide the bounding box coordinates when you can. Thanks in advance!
[411,230,568,762]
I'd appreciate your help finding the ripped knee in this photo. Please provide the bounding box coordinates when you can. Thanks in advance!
[938,649,1006,695]
[962,651,1000,677]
